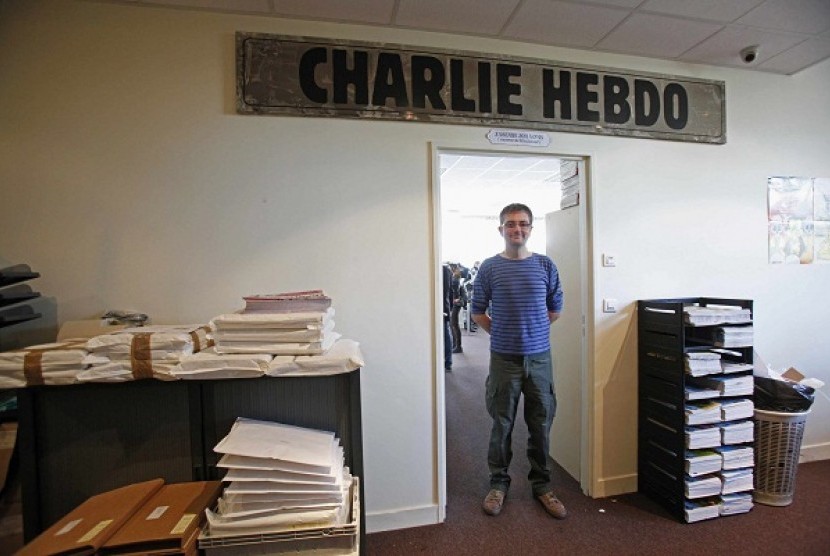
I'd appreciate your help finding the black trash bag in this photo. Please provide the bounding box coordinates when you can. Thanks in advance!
[754,376,815,412]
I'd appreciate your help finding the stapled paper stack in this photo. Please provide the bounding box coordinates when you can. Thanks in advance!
[685,401,722,425]
[714,326,753,348]
[210,307,339,356]
[683,306,752,326]
[715,445,754,470]
[720,492,753,515]
[719,420,754,445]
[684,352,722,377]
[205,418,352,536]
[685,449,722,477]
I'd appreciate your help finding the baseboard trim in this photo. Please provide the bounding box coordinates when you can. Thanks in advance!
[800,441,830,463]
[365,504,441,534]
[594,473,638,498]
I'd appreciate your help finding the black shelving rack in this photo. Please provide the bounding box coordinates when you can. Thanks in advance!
[0,264,41,330]
[638,297,754,522]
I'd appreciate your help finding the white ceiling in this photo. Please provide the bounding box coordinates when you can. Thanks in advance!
[97,0,830,75]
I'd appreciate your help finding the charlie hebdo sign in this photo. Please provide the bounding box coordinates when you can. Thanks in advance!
[237,33,725,144]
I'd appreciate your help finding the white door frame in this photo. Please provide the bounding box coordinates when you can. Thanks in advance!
[429,143,597,520]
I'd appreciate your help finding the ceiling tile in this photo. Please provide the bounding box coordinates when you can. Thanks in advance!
[680,25,805,68]
[758,37,830,74]
[503,0,629,48]
[269,0,397,25]
[640,0,764,23]
[737,0,830,35]
[395,0,520,35]
[597,13,722,57]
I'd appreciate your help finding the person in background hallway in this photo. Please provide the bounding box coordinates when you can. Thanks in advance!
[450,264,466,353]
[442,263,453,372]
[471,203,567,520]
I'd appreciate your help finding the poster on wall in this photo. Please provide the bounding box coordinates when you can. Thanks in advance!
[767,176,829,264]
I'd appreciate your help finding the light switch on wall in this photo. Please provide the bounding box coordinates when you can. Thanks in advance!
[603,298,618,313]
[602,254,616,267]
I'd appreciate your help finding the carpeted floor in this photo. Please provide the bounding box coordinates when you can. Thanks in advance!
[364,330,830,555]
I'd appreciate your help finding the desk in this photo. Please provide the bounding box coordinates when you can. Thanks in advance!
[15,371,363,542]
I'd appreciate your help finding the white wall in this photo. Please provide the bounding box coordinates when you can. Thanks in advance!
[1,0,828,531]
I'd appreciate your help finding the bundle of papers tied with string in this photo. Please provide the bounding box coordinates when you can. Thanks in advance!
[78,324,213,382]
[206,418,352,536]
[210,308,339,355]
[0,340,89,388]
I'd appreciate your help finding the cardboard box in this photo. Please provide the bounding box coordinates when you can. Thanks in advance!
[99,481,223,555]
[15,479,164,556]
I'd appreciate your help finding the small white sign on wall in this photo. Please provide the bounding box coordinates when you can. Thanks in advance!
[486,129,550,147]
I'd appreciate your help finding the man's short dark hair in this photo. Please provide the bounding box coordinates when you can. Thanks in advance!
[499,203,533,224]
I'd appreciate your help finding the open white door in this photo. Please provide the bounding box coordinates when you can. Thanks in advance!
[545,160,585,482]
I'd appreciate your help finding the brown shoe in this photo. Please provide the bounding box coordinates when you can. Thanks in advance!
[536,491,567,519]
[482,489,506,516]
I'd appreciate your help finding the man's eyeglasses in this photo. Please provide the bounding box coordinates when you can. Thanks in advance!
[502,221,532,230]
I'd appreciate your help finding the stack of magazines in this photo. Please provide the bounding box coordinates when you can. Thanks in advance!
[205,418,352,536]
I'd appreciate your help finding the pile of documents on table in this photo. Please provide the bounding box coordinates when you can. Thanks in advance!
[683,305,752,326]
[204,418,352,536]
[184,290,364,380]
[79,324,213,382]
[0,340,90,388]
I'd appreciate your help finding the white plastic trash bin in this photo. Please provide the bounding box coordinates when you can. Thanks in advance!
[753,408,810,506]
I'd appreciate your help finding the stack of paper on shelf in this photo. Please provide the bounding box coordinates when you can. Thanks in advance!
[719,468,754,494]
[685,475,722,499]
[267,339,364,377]
[715,445,754,470]
[684,384,721,400]
[714,326,754,348]
[691,374,753,396]
[205,418,352,537]
[685,401,722,425]
[99,481,223,555]
[78,325,212,382]
[210,308,339,356]
[242,290,332,314]
[685,424,721,449]
[684,497,721,522]
[684,352,722,377]
[719,420,754,445]
[171,350,273,380]
[683,306,752,326]
[720,492,753,515]
[0,340,89,388]
[685,449,722,476]
[720,398,754,421]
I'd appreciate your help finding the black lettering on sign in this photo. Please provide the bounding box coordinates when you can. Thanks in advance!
[497,64,522,116]
[542,69,572,120]
[372,52,409,107]
[576,72,599,122]
[663,83,688,130]
[478,62,492,114]
[634,79,660,126]
[299,47,328,103]
[333,49,369,104]
[603,75,630,125]
[450,59,476,112]
[411,55,446,110]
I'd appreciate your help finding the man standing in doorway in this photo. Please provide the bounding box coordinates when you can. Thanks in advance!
[471,203,566,519]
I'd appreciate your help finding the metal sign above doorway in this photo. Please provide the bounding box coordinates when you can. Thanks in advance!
[236,33,726,144]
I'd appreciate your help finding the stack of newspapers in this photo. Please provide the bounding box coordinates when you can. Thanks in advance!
[205,418,352,536]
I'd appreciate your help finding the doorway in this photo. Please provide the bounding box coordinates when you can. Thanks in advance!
[433,148,591,519]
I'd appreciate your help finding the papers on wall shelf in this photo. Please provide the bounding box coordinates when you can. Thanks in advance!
[685,385,721,401]
[720,492,753,515]
[685,449,722,477]
[685,475,722,499]
[683,306,752,326]
[714,326,753,348]
[207,417,353,537]
[685,401,722,425]
[720,398,754,421]
[719,420,754,445]
[715,445,754,470]
[719,467,754,494]
[690,374,753,397]
[685,497,721,523]
[685,425,721,449]
[685,352,722,377]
